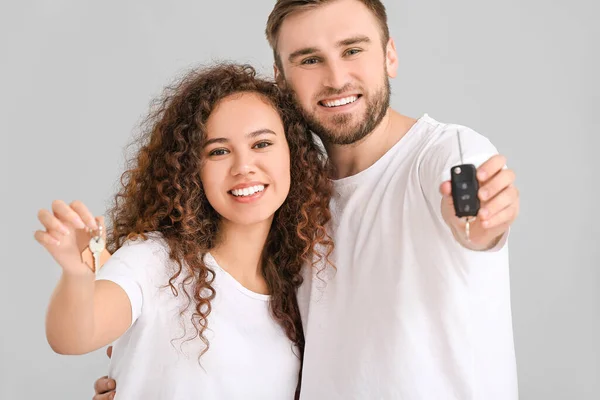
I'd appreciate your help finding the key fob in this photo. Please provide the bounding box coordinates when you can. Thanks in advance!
[450,164,480,217]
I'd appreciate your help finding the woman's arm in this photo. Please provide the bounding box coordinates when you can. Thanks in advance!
[36,200,132,355]
[46,274,131,355]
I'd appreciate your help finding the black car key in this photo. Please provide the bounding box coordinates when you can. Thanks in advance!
[450,130,480,218]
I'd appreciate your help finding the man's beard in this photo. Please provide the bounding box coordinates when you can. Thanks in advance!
[291,77,391,146]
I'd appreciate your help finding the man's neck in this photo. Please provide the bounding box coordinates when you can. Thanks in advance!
[325,109,418,179]
[211,218,272,294]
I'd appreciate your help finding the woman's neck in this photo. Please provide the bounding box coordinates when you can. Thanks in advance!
[210,217,272,294]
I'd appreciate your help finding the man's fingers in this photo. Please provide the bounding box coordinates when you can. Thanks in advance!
[480,220,511,243]
[481,204,519,229]
[476,155,507,182]
[479,186,518,220]
[439,181,452,196]
[93,392,115,400]
[94,376,116,394]
[478,169,515,201]
[93,376,108,393]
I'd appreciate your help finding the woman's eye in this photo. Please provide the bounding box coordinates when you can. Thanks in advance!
[209,148,228,156]
[253,141,273,149]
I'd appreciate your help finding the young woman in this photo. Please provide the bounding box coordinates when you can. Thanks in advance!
[35,63,333,399]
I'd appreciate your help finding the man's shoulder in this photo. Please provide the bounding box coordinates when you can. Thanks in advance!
[408,114,500,185]
[415,114,492,147]
[408,114,497,163]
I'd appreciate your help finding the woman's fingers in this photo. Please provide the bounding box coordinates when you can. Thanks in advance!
[33,229,61,246]
[37,208,69,242]
[50,200,86,230]
[70,200,98,231]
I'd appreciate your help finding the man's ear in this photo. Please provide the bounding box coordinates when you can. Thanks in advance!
[385,37,399,79]
[274,63,285,87]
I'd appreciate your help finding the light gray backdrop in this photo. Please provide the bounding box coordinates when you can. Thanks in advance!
[1,0,598,399]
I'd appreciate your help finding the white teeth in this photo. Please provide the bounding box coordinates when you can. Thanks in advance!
[231,185,265,197]
[322,96,358,108]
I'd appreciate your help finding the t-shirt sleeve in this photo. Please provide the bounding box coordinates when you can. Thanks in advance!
[419,125,509,251]
[95,241,150,326]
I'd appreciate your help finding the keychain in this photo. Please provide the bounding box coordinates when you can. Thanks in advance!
[450,129,480,242]
[80,221,111,274]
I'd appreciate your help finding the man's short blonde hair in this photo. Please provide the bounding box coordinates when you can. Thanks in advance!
[265,0,390,68]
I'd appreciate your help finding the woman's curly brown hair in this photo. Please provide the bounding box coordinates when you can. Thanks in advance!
[105,62,334,360]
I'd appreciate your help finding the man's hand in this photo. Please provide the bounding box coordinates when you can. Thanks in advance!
[93,346,116,400]
[440,154,519,251]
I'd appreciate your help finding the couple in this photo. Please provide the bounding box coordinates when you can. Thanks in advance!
[36,0,520,399]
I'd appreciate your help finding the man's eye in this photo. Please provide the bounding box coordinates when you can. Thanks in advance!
[301,58,319,65]
[345,48,361,56]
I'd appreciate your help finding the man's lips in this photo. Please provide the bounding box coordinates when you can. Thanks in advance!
[318,94,362,108]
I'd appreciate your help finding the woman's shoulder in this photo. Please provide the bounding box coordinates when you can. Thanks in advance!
[111,231,170,265]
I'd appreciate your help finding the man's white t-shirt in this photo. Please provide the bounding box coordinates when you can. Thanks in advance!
[95,236,300,399]
[298,114,518,400]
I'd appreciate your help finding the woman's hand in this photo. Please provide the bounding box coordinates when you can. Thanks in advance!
[34,199,103,275]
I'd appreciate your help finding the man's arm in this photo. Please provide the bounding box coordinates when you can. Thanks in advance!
[419,126,519,251]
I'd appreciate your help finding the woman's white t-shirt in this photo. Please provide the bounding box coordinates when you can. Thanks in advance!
[95,235,300,399]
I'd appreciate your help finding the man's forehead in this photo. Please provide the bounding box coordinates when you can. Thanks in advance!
[276,1,381,55]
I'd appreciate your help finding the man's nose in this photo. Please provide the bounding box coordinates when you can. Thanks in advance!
[323,59,351,90]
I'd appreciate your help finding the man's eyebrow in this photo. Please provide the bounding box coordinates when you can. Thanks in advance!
[288,47,320,63]
[203,129,276,147]
[287,35,372,63]
[337,35,371,47]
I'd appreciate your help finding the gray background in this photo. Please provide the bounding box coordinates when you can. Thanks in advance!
[1,0,598,398]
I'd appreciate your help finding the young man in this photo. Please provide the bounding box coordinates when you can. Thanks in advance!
[94,0,519,398]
